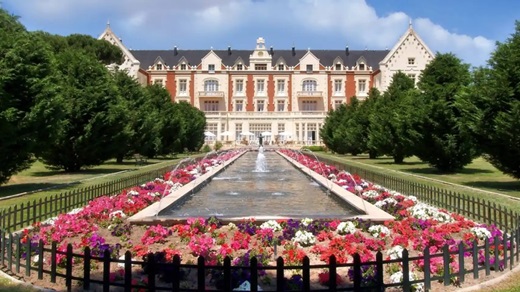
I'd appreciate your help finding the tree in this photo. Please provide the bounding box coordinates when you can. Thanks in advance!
[414,53,479,172]
[0,9,61,184]
[343,97,367,155]
[37,49,126,171]
[173,101,206,152]
[472,21,520,178]
[368,72,420,163]
[320,104,349,154]
[361,88,382,158]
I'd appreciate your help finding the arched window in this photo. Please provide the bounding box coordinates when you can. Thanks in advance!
[204,80,219,92]
[302,80,317,92]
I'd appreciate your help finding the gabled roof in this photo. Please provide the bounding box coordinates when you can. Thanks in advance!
[380,24,434,65]
[130,49,389,70]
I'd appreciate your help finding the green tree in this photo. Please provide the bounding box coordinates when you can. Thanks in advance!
[320,104,349,154]
[37,49,126,171]
[368,72,420,163]
[173,101,206,152]
[361,88,382,158]
[343,97,366,155]
[414,53,479,172]
[472,22,520,178]
[0,9,61,184]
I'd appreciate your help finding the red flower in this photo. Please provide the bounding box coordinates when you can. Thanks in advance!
[318,271,343,286]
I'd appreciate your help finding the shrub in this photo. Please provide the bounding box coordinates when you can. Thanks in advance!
[301,145,326,152]
[214,141,223,151]
[201,144,212,153]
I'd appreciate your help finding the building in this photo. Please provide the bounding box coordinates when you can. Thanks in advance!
[99,23,434,146]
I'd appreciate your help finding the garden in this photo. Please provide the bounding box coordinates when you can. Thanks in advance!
[0,149,516,291]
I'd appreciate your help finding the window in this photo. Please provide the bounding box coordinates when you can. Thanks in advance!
[334,80,342,94]
[256,79,265,94]
[255,64,267,70]
[154,79,164,86]
[203,100,219,112]
[179,79,187,95]
[302,100,317,111]
[358,63,365,70]
[358,79,366,93]
[204,80,219,92]
[302,80,317,92]
[180,64,187,70]
[277,100,285,112]
[334,100,343,109]
[208,64,215,72]
[407,73,416,83]
[236,64,243,70]
[335,63,342,70]
[277,80,285,95]
[235,79,244,94]
[306,64,313,73]
[408,58,415,65]
[156,64,163,70]
[235,100,243,112]
[256,100,265,112]
[278,64,284,71]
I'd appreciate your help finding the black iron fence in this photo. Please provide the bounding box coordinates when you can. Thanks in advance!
[0,153,519,291]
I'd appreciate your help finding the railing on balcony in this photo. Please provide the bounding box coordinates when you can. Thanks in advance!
[296,91,323,97]
[203,111,328,119]
[198,91,225,97]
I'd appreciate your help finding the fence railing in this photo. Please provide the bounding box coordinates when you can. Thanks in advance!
[317,156,520,232]
[0,152,519,291]
[0,162,178,233]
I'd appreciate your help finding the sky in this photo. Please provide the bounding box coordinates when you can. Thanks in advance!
[1,0,518,67]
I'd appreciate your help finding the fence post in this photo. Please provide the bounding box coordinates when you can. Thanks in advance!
[423,247,431,291]
[223,256,231,292]
[51,242,57,283]
[402,249,410,292]
[458,241,465,283]
[14,234,20,274]
[197,256,205,292]
[472,239,479,279]
[125,251,133,292]
[494,236,500,271]
[302,256,310,292]
[0,229,3,266]
[353,253,361,291]
[66,244,73,292]
[485,239,491,276]
[102,249,111,292]
[7,233,12,271]
[38,239,44,280]
[504,233,509,270]
[276,257,285,292]
[25,238,31,277]
[442,245,450,286]
[250,256,258,292]
[328,255,337,291]
[83,247,91,290]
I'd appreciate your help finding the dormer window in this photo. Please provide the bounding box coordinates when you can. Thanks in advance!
[278,64,285,71]
[236,64,243,70]
[156,64,163,70]
[408,57,415,65]
[335,63,342,70]
[359,63,365,71]
[306,64,313,73]
[180,64,187,70]
[208,64,215,73]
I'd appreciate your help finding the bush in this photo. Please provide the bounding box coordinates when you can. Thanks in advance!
[214,141,223,151]
[201,144,212,153]
[301,146,327,152]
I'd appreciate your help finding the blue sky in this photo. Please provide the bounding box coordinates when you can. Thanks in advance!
[2,0,518,67]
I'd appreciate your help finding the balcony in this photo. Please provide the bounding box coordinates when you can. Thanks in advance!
[296,91,323,98]
[198,91,225,98]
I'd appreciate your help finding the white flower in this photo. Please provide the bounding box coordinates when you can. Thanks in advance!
[68,208,83,215]
[368,225,390,238]
[336,221,357,235]
[301,218,313,227]
[407,196,418,203]
[387,245,404,259]
[260,220,282,232]
[41,216,58,226]
[32,254,45,263]
[362,190,380,198]
[471,227,492,240]
[227,222,237,229]
[109,210,126,219]
[127,190,139,196]
[390,271,424,292]
[328,173,337,181]
[154,178,165,183]
[407,203,453,223]
[374,197,398,208]
[292,230,316,246]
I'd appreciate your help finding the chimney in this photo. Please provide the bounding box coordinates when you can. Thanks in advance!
[292,46,296,56]
[345,46,349,56]
[269,46,274,56]
[173,46,178,56]
[228,46,232,55]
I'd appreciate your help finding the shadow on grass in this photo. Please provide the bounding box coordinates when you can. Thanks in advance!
[464,181,520,193]
[374,161,426,166]
[0,182,75,198]
[403,167,494,175]
[30,168,132,177]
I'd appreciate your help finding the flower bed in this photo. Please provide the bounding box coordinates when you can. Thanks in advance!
[9,149,514,291]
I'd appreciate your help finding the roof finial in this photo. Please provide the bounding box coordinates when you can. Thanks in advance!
[409,18,412,29]
[107,19,110,28]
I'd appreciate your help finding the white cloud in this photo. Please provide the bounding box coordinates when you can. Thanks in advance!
[3,0,495,66]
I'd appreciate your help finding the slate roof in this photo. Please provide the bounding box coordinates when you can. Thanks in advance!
[130,49,389,70]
